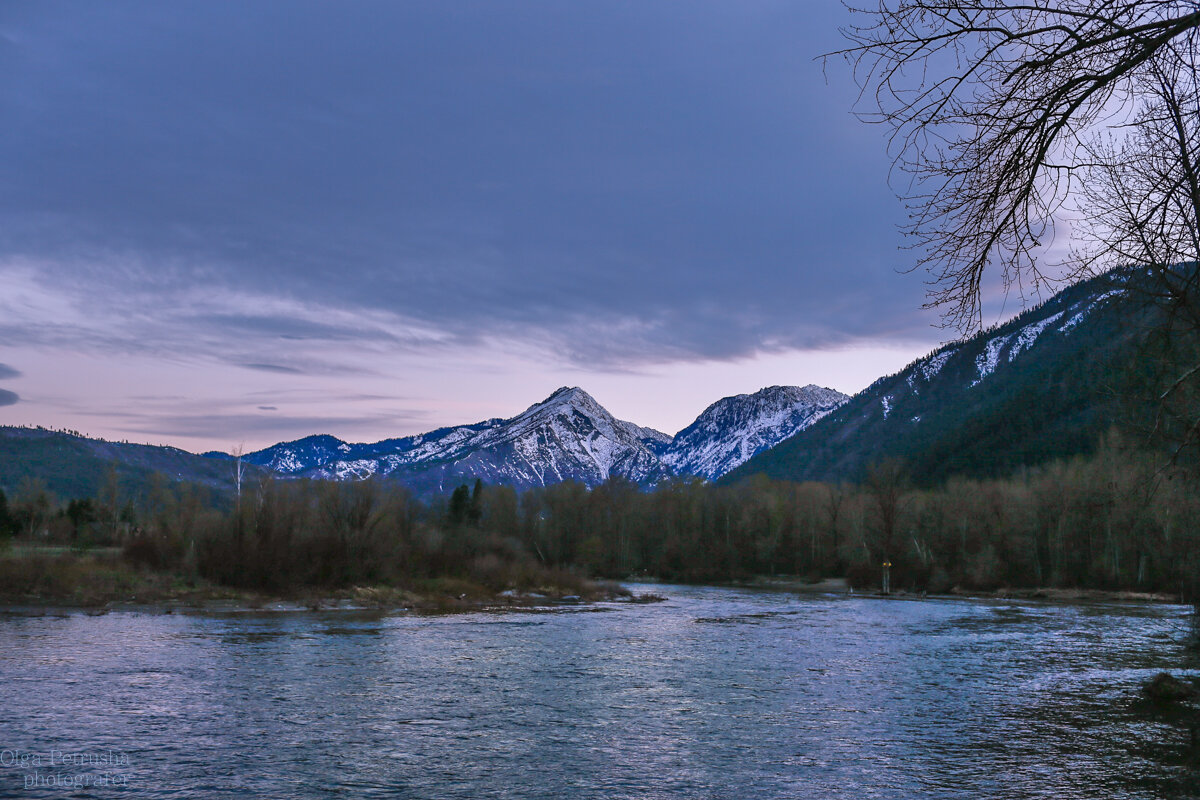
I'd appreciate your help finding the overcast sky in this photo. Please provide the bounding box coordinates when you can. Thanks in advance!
[0,0,960,451]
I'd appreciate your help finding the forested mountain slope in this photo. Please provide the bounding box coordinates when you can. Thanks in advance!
[725,272,1155,485]
[0,426,254,499]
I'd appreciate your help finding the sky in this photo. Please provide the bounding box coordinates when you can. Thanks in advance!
[0,0,961,452]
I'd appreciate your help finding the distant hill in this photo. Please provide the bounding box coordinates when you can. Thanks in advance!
[723,271,1152,486]
[0,426,256,499]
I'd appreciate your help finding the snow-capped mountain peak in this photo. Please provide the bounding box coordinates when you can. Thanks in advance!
[236,386,677,492]
[512,386,610,425]
[468,386,669,484]
[532,387,673,450]
[225,383,848,492]
[661,384,849,480]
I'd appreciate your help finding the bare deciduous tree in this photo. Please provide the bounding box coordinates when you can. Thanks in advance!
[832,1,1200,330]
[232,443,246,502]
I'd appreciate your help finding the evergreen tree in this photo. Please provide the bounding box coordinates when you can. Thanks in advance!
[66,497,98,539]
[448,484,471,526]
[0,487,14,537]
[469,479,484,524]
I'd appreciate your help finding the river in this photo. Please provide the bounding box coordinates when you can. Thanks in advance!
[0,585,1197,798]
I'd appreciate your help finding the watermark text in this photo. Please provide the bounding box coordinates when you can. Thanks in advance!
[2,749,131,791]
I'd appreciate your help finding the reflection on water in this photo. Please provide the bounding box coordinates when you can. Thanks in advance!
[0,585,1197,798]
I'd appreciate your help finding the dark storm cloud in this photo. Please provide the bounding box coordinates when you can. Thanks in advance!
[0,0,932,367]
[0,363,20,379]
[0,389,18,406]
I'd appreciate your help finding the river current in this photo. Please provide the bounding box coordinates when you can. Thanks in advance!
[0,584,1197,799]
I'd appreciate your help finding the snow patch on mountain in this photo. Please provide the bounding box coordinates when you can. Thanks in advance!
[1061,289,1124,334]
[244,434,351,475]
[921,348,956,382]
[972,334,1013,386]
[1060,304,1089,333]
[972,305,1074,386]
[1009,311,1064,360]
[332,460,379,480]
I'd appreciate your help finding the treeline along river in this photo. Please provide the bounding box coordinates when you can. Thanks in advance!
[1,585,1197,798]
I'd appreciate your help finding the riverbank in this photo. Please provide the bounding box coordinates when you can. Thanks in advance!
[0,548,636,615]
[740,576,1184,605]
[3,546,1184,617]
[950,585,1182,604]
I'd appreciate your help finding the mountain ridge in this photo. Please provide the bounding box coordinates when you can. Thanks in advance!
[228,382,844,493]
[723,270,1147,486]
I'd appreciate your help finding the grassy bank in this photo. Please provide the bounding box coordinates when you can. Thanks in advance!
[0,546,629,612]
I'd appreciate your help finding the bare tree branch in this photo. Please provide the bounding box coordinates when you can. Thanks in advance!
[829,0,1200,329]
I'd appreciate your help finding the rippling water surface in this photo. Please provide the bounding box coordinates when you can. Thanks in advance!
[1,585,1198,798]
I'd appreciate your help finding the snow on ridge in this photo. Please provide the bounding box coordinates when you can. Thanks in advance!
[1060,288,1124,334]
[1008,310,1064,361]
[273,452,305,473]
[332,459,379,480]
[1059,303,1088,333]
[972,333,1014,386]
[920,348,956,383]
[630,423,673,445]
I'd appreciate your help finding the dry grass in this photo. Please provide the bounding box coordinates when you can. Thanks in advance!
[0,548,630,612]
[0,551,236,607]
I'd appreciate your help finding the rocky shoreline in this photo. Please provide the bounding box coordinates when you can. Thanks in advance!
[744,576,1184,604]
[0,590,669,617]
[0,581,670,617]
